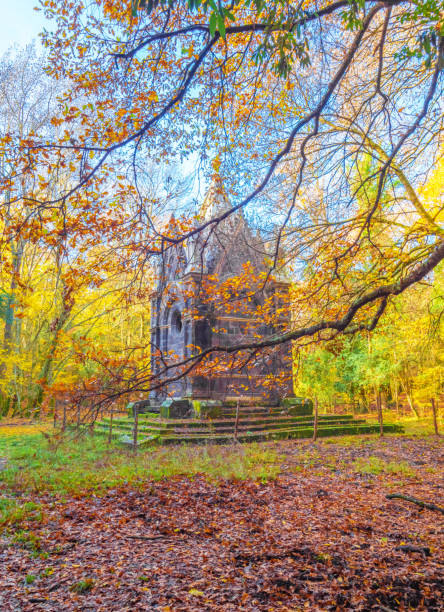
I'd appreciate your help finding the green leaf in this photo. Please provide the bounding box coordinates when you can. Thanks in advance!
[217,14,226,39]
[224,9,235,22]
[209,12,217,37]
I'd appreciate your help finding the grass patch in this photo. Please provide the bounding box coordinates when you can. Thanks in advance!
[12,529,42,553]
[362,414,441,437]
[395,417,441,437]
[352,456,416,477]
[70,578,95,594]
[0,417,437,502]
[0,423,53,440]
[0,430,283,498]
[0,498,43,530]
[320,435,380,448]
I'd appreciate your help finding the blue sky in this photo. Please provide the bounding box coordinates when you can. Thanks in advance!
[0,0,48,55]
[0,0,205,200]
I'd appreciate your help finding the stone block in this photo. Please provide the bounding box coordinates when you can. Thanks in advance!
[160,398,192,419]
[281,397,313,416]
[192,400,222,419]
[127,399,159,417]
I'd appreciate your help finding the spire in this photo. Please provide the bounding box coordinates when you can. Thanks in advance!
[200,174,232,221]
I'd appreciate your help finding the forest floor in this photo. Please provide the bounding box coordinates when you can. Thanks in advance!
[0,422,442,611]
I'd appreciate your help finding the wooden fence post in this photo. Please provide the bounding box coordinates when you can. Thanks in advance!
[377,390,384,437]
[108,405,114,444]
[431,398,439,435]
[313,397,319,442]
[61,401,67,433]
[234,399,240,441]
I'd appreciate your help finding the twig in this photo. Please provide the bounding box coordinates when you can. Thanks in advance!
[395,544,431,557]
[386,494,444,515]
[125,535,167,540]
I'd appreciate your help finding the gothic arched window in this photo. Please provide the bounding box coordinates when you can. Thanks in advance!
[171,309,182,334]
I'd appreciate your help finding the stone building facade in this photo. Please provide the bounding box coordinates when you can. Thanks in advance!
[150,177,293,402]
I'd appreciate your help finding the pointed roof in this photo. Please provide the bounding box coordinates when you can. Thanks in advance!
[200,174,232,221]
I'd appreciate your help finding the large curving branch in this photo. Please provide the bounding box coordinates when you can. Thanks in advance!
[83,237,444,401]
[163,238,444,357]
[26,0,395,225]
[114,237,444,396]
[119,0,407,58]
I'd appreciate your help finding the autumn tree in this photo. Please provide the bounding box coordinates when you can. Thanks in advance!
[0,46,179,415]
[0,0,442,402]
[0,45,65,413]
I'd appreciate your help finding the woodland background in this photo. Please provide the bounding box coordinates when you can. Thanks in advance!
[0,0,443,420]
[0,43,442,420]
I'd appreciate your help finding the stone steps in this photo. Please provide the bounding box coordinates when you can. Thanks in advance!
[168,418,367,435]
[97,413,357,432]
[93,409,403,446]
[139,423,403,446]
[103,412,356,425]
[95,417,366,437]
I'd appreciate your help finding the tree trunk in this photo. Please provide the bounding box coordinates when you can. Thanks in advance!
[399,377,419,419]
[31,285,74,413]
[431,398,439,435]
[2,233,24,351]
[1,230,24,412]
[405,391,419,420]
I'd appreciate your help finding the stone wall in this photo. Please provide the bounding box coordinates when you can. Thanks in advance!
[150,277,293,402]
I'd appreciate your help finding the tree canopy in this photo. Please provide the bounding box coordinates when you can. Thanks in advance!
[0,0,442,404]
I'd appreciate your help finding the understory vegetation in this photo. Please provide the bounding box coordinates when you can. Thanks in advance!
[0,425,442,610]
[0,418,438,513]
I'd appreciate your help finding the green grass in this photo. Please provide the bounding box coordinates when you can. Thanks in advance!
[363,414,441,437]
[394,417,441,437]
[69,578,95,593]
[12,529,43,553]
[25,574,36,585]
[0,416,437,511]
[316,414,441,446]
[319,434,380,448]
[352,456,416,477]
[0,431,283,498]
[0,498,43,530]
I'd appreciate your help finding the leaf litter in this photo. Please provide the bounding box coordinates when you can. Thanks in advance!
[0,436,442,611]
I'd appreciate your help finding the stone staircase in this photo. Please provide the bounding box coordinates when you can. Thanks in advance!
[93,404,403,447]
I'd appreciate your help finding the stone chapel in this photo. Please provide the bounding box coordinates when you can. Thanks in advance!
[150,176,293,402]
